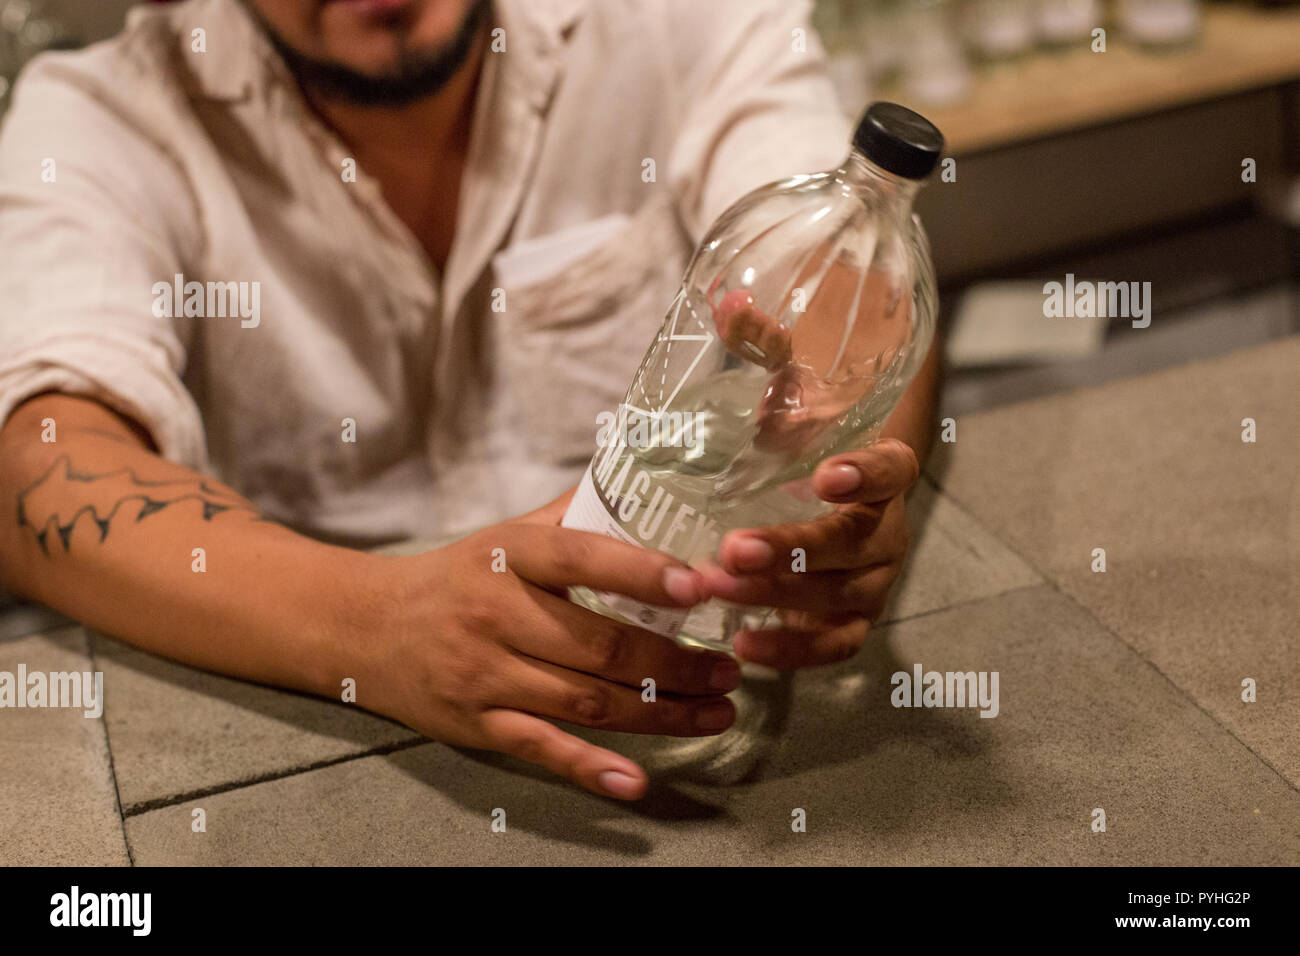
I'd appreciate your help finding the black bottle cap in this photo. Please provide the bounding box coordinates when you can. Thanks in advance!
[851,102,945,180]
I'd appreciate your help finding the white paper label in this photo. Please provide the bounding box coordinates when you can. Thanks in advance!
[561,466,690,637]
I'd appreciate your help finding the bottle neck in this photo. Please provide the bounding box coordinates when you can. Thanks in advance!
[839,150,922,213]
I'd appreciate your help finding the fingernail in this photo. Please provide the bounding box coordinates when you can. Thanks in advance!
[598,770,642,799]
[662,566,702,605]
[823,463,862,496]
[729,536,774,571]
[697,702,735,731]
[709,656,741,692]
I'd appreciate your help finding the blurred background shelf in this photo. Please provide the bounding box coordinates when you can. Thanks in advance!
[810,0,1300,408]
[882,5,1300,155]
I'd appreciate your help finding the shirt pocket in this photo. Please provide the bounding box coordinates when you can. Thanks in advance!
[494,193,687,468]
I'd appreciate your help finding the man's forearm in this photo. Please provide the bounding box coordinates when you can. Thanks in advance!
[0,394,380,698]
[880,331,942,468]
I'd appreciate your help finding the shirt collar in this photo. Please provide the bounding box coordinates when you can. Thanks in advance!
[165,0,268,103]
[497,0,584,113]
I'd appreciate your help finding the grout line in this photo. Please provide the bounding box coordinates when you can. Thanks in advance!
[924,473,1300,797]
[121,736,429,818]
[879,581,1044,630]
[86,630,136,865]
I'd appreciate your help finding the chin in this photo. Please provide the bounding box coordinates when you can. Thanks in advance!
[316,0,474,74]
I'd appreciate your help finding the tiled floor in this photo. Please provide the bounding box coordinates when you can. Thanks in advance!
[929,335,1300,788]
[0,627,128,865]
[2,336,1297,865]
[120,587,1300,866]
[90,635,420,814]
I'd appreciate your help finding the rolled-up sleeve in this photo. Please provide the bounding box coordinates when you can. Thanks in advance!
[0,54,208,471]
[664,0,853,241]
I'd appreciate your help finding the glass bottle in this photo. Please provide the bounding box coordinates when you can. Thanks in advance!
[562,103,944,652]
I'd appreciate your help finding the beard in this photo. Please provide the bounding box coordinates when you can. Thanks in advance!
[253,0,491,107]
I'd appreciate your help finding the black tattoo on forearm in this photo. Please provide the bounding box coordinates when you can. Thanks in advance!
[16,455,260,555]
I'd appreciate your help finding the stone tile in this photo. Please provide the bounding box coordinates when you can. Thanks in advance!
[125,587,1300,865]
[89,630,421,813]
[927,336,1300,785]
[0,600,70,643]
[0,625,128,865]
[880,477,1042,623]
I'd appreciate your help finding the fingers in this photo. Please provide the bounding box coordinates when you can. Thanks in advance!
[713,444,915,577]
[716,503,895,575]
[488,524,706,607]
[480,708,649,800]
[713,290,792,370]
[698,562,900,618]
[507,586,741,697]
[811,439,919,504]
[497,653,737,737]
[733,617,872,670]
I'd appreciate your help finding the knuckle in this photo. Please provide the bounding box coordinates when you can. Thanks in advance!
[442,651,494,708]
[550,534,594,579]
[586,623,629,673]
[821,508,871,551]
[845,576,882,614]
[501,725,547,764]
[857,454,889,490]
[875,441,919,485]
[456,595,501,641]
[843,505,880,537]
[567,685,614,725]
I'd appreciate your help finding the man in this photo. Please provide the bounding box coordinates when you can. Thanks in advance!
[0,0,938,800]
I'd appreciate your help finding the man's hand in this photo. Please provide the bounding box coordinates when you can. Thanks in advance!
[697,438,919,670]
[349,491,740,802]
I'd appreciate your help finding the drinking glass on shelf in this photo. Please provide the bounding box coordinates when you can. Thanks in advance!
[898,0,972,106]
[962,0,1038,61]
[1036,0,1102,48]
[1116,0,1202,50]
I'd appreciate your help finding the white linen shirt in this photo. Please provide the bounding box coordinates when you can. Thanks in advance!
[0,0,850,548]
